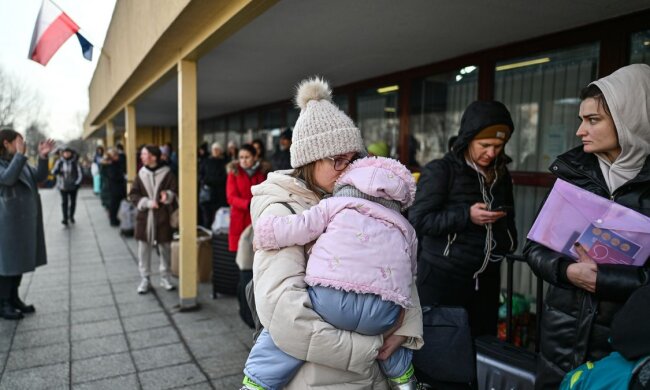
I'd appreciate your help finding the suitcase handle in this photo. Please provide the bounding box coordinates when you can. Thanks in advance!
[505,254,543,353]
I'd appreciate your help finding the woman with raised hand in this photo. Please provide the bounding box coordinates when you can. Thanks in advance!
[0,128,54,319]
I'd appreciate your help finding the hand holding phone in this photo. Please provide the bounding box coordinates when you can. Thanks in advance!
[492,205,513,213]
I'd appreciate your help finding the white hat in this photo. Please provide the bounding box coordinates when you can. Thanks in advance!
[290,77,365,168]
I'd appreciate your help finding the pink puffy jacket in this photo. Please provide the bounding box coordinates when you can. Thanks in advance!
[255,157,418,307]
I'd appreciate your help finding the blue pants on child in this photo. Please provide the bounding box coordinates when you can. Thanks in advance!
[244,286,413,390]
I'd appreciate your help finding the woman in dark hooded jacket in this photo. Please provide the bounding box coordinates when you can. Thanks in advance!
[409,100,518,339]
[525,64,650,389]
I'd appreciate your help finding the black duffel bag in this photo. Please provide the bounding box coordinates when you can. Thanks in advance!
[412,305,475,384]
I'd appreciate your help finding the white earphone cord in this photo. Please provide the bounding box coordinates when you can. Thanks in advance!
[470,159,504,289]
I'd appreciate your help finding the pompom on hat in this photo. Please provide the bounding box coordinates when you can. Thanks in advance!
[290,77,365,168]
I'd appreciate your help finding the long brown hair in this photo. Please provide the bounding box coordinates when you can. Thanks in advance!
[290,161,324,199]
[0,128,21,160]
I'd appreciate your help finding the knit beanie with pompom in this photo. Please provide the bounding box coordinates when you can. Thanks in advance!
[290,77,365,168]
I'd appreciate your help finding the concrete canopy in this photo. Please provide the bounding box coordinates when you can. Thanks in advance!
[91,0,650,130]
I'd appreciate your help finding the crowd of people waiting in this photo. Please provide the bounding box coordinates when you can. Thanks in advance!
[0,64,648,390]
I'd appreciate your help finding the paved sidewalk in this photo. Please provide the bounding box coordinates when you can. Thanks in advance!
[0,188,253,389]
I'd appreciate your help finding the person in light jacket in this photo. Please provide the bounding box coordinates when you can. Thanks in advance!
[0,128,54,319]
[129,145,178,294]
[243,77,423,390]
[245,156,421,390]
[525,64,650,389]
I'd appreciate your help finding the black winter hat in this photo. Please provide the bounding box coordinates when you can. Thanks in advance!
[452,100,514,156]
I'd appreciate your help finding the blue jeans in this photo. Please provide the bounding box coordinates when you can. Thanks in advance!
[244,286,413,389]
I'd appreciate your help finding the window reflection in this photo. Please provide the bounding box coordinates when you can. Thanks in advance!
[494,43,599,261]
[630,29,650,65]
[357,86,399,159]
[410,67,478,166]
[495,44,599,172]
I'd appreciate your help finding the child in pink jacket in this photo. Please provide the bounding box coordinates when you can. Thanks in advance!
[242,156,419,390]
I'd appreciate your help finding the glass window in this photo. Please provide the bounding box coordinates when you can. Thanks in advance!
[495,43,599,258]
[211,117,227,149]
[262,108,282,129]
[410,66,479,166]
[333,93,349,114]
[198,118,215,142]
[287,106,300,128]
[244,112,258,132]
[227,115,243,147]
[357,85,399,158]
[630,29,650,65]
[495,43,599,173]
[257,108,284,158]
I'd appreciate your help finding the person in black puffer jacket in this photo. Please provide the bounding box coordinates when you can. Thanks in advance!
[409,100,518,341]
[525,64,650,390]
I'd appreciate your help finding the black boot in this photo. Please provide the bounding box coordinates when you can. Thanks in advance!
[11,297,35,314]
[0,300,23,320]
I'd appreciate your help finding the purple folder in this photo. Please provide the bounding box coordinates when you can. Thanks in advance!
[527,179,650,266]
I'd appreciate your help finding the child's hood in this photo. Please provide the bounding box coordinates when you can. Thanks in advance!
[335,156,416,210]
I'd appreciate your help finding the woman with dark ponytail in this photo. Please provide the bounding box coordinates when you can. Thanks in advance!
[0,128,54,320]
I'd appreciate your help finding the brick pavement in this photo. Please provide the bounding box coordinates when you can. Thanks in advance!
[0,188,253,389]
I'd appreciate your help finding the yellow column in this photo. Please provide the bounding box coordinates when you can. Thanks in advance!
[106,120,115,148]
[125,105,137,190]
[178,59,198,309]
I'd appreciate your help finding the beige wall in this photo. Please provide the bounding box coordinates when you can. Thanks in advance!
[86,0,190,134]
[136,127,174,147]
[84,0,278,139]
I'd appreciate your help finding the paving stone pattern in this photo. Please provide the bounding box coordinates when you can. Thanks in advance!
[0,189,254,389]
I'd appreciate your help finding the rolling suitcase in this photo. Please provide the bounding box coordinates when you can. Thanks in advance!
[475,254,543,390]
[211,233,239,297]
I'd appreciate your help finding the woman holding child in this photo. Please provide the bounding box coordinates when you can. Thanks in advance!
[242,77,423,389]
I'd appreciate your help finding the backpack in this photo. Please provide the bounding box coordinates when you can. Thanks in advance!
[560,353,650,390]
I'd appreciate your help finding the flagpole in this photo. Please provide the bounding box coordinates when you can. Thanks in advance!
[47,0,65,14]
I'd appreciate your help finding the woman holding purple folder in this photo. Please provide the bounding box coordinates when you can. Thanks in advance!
[525,63,650,390]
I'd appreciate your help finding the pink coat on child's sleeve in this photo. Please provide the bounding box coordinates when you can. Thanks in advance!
[255,197,418,308]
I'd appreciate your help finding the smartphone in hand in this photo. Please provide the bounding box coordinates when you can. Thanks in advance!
[491,205,514,213]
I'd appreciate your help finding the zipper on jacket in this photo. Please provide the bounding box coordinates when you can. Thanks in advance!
[556,159,643,203]
[553,159,610,196]
[443,233,457,257]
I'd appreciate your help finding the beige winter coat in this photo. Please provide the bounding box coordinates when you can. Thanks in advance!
[250,171,423,389]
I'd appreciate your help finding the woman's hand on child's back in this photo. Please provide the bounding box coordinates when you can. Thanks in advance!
[382,309,405,339]
[378,335,407,361]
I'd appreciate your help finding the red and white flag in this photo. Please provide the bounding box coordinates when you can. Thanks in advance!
[28,0,91,66]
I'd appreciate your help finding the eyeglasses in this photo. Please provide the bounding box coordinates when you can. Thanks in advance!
[326,154,358,171]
